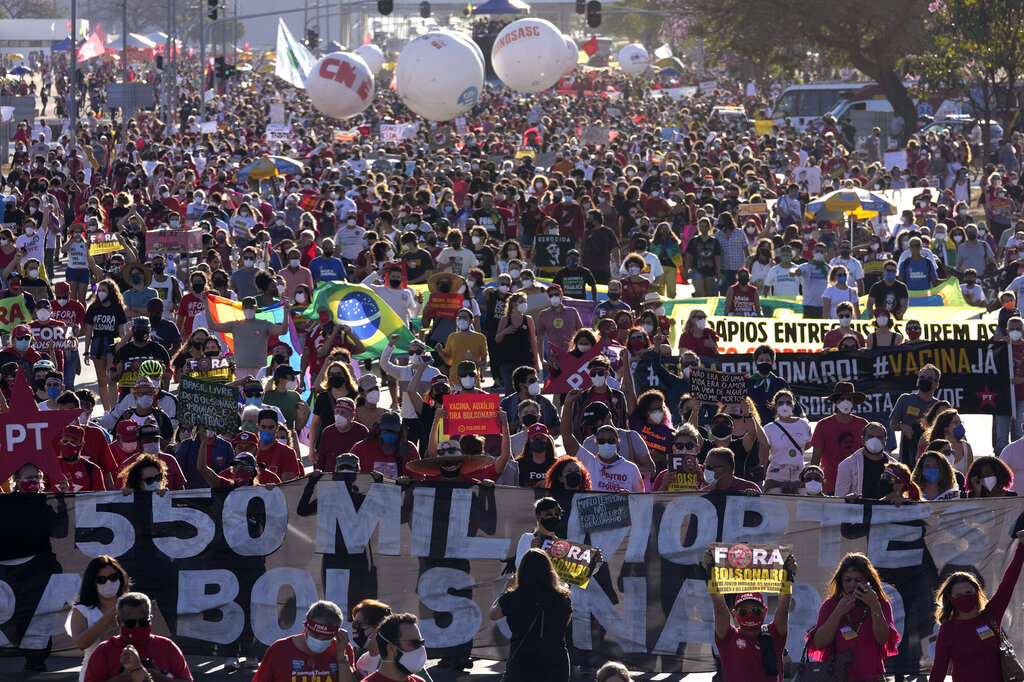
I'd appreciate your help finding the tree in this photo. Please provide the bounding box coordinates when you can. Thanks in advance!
[909,0,1024,161]
[671,0,931,142]
[0,0,62,19]
[601,0,666,46]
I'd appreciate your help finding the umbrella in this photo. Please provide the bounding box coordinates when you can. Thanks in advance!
[6,54,25,60]
[235,63,253,72]
[257,62,276,73]
[9,65,33,76]
[657,67,681,78]
[804,187,897,221]
[473,0,530,14]
[237,156,304,181]
[655,56,684,71]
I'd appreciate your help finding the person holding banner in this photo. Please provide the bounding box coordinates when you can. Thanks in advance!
[700,550,797,682]
[252,600,356,682]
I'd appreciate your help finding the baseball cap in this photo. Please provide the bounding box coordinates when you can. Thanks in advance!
[334,397,355,413]
[335,453,360,472]
[546,284,563,295]
[734,592,766,608]
[132,316,151,328]
[241,296,258,309]
[430,375,451,389]
[527,423,549,439]
[54,282,71,296]
[272,365,299,381]
[12,324,31,338]
[116,420,140,440]
[137,423,161,442]
[457,360,477,376]
[582,402,610,424]
[232,431,259,448]
[62,424,85,442]
[380,412,402,431]
[358,374,379,391]
[230,452,258,467]
[134,376,156,389]
[35,298,50,309]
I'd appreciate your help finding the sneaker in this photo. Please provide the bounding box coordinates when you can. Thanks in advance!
[243,658,260,669]
[226,657,240,671]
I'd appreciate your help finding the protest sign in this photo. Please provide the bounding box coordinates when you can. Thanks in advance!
[698,79,716,93]
[442,393,500,435]
[425,293,463,320]
[381,124,405,143]
[200,120,218,134]
[178,375,241,433]
[664,452,703,491]
[576,494,631,533]
[0,294,29,332]
[30,324,78,352]
[269,102,285,125]
[707,542,792,594]
[265,124,292,142]
[581,125,610,145]
[542,342,606,394]
[546,538,599,588]
[687,367,748,404]
[705,340,1012,420]
[454,116,467,135]
[148,229,204,255]
[88,232,123,255]
[534,234,575,270]
[0,371,81,483]
[791,165,822,194]
[428,126,452,150]
[185,356,233,383]
[737,203,769,217]
[117,359,150,389]
[883,150,907,170]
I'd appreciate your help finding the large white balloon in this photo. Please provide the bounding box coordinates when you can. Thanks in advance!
[306,52,375,120]
[396,32,484,121]
[354,44,384,75]
[562,35,578,76]
[618,43,650,76]
[491,18,567,93]
[443,30,485,71]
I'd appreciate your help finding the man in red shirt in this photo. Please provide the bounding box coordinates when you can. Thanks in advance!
[363,613,428,682]
[4,323,43,369]
[253,600,356,682]
[175,272,209,339]
[353,412,421,479]
[54,424,107,492]
[83,592,192,682]
[811,381,869,494]
[256,408,303,480]
[315,397,369,471]
[110,420,141,467]
[544,188,586,240]
[198,439,283,488]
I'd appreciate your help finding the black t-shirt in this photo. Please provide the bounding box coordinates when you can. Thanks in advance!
[552,266,596,299]
[84,302,128,339]
[685,236,722,276]
[862,454,887,499]
[867,280,909,312]
[516,454,554,487]
[401,248,435,282]
[151,319,182,355]
[472,246,497,277]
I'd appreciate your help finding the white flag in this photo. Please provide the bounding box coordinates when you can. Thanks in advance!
[275,18,316,89]
[654,43,672,60]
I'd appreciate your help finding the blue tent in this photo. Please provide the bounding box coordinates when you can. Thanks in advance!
[474,0,530,14]
[51,37,73,51]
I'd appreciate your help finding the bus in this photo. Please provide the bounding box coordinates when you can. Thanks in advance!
[767,82,871,130]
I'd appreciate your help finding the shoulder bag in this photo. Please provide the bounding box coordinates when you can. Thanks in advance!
[792,632,852,682]
[984,611,1024,682]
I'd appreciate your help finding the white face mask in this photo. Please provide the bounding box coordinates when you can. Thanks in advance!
[295,293,307,304]
[137,395,155,409]
[36,309,51,322]
[864,437,884,454]
[591,374,607,388]
[142,441,160,454]
[628,266,641,276]
[837,400,854,414]
[703,469,717,484]
[527,381,542,396]
[983,475,999,491]
[97,578,121,598]
[803,480,823,495]
[838,316,852,328]
[244,259,255,268]
[334,414,349,429]
[649,410,664,423]
[290,259,300,268]
[27,269,38,278]
[776,404,793,418]
[695,318,707,330]
[457,319,470,331]
[306,635,332,654]
[497,285,509,294]
[97,290,108,301]
[471,236,482,246]
[522,279,534,288]
[549,296,561,307]
[460,376,476,389]
[814,252,825,261]
[143,480,161,491]
[642,323,654,335]
[577,343,591,352]
[516,303,528,314]
[286,379,299,391]
[395,645,428,674]
[876,315,890,327]
[1011,330,1024,342]
[366,390,380,404]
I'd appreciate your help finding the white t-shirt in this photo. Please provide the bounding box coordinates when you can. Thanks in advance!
[437,247,479,277]
[763,418,811,467]
[16,230,46,263]
[822,285,858,318]
[576,447,644,493]
[829,256,865,283]
[763,264,801,296]
[334,225,366,261]
[67,240,89,270]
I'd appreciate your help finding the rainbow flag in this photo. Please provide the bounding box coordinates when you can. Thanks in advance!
[204,294,302,367]
[303,283,415,358]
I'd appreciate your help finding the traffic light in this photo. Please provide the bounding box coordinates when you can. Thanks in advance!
[214,56,226,79]
[207,0,218,21]
[586,0,601,27]
[306,28,319,49]
[419,1,431,18]
[155,54,164,69]
[377,0,393,15]
[575,0,585,13]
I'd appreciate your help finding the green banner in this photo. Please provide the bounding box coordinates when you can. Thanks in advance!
[178,375,240,434]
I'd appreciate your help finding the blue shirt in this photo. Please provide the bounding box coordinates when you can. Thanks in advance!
[309,256,347,283]
[898,257,935,291]
[122,286,158,309]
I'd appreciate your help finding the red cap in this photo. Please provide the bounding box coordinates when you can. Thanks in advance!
[546,284,563,295]
[54,282,71,296]
[734,592,766,608]
[232,431,259,446]
[430,375,451,388]
[116,420,139,440]
[11,324,30,338]
[527,423,549,439]
[62,424,85,442]
[737,267,750,275]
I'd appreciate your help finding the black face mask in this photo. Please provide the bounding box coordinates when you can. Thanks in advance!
[711,422,732,439]
[738,274,750,285]
[530,439,548,453]
[539,516,561,532]
[191,340,204,350]
[564,471,582,488]
[192,283,204,293]
[328,375,346,389]
[204,350,219,358]
[756,362,772,376]
[352,629,368,649]
[877,479,894,498]
[918,378,934,393]
[148,316,162,327]
[521,413,539,427]
[608,291,621,300]
[273,355,288,365]
[132,329,149,343]
[34,378,46,391]
[213,279,227,288]
[153,265,165,274]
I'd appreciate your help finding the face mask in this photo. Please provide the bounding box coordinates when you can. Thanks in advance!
[864,437,883,454]
[460,376,476,388]
[918,378,934,393]
[46,385,61,400]
[837,275,848,285]
[306,635,332,654]
[756,362,772,376]
[734,607,766,630]
[549,296,561,307]
[649,410,664,423]
[1011,330,1023,342]
[244,259,255,268]
[803,480,823,495]
[870,242,880,251]
[97,578,121,599]
[138,395,155,409]
[591,374,607,387]
[952,424,966,440]
[711,420,733,438]
[576,343,592,353]
[133,329,149,343]
[628,266,641,276]
[120,623,152,644]
[839,316,851,327]
[97,290,108,302]
[885,272,896,282]
[539,515,561,532]
[366,390,380,404]
[703,469,717,485]
[57,298,68,306]
[597,442,618,459]
[738,274,750,285]
[923,468,941,484]
[143,480,161,491]
[695,318,707,330]
[258,431,275,445]
[14,339,29,352]
[777,404,793,418]
[983,475,999,491]
[953,235,963,243]
[244,309,256,320]
[951,592,979,613]
[876,315,890,327]
[522,279,534,288]
[457,319,470,331]
[59,441,81,460]
[642,323,655,335]
[837,400,854,414]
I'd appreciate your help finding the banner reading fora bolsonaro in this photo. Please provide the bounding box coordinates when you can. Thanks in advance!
[707,316,1000,354]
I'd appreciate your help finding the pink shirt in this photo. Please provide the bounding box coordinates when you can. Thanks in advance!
[279,265,314,298]
[536,306,583,356]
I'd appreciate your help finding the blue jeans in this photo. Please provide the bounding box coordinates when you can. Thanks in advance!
[63,349,80,390]
[719,270,736,296]
[992,400,1024,456]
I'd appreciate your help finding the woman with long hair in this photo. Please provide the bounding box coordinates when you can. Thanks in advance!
[810,553,900,681]
[490,548,572,682]
[966,456,1017,498]
[67,556,131,682]
[82,278,128,411]
[543,455,591,491]
[170,327,211,380]
[922,408,973,475]
[309,357,359,461]
[929,530,1024,681]
[912,450,961,501]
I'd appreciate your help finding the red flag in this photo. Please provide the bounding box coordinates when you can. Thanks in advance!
[244,41,249,51]
[76,31,105,62]
[581,35,599,57]
[542,342,607,394]
[362,32,372,46]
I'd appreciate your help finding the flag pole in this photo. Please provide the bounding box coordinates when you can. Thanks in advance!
[69,0,77,151]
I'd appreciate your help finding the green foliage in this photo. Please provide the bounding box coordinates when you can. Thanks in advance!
[0,0,63,19]
[600,0,666,45]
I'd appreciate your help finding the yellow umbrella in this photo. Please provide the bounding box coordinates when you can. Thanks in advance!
[257,62,276,73]
[238,51,254,61]
[6,53,25,60]
[238,155,304,181]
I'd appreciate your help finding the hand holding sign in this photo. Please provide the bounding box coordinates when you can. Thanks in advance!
[688,367,748,405]
[0,369,82,485]
[705,542,793,595]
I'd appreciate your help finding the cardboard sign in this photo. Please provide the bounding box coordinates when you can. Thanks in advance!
[265,124,292,142]
[665,452,703,492]
[581,125,610,145]
[30,324,78,351]
[0,295,29,332]
[883,150,907,171]
[533,234,575,270]
[185,356,233,383]
[688,367,748,404]
[698,80,717,93]
[200,120,218,134]
[428,127,451,151]
[88,232,123,255]
[737,203,769,216]
[381,124,404,143]
[442,393,500,435]
[117,358,149,389]
[576,494,631,533]
[178,375,241,434]
[269,102,286,125]
[707,542,792,594]
[542,342,606,394]
[147,229,204,254]
[425,293,463,320]
[547,538,598,588]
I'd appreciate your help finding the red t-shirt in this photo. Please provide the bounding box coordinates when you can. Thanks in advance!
[82,425,119,474]
[55,456,107,492]
[716,621,785,682]
[678,329,720,355]
[116,452,188,490]
[303,325,358,378]
[84,635,192,682]
[252,635,354,682]
[809,597,899,681]
[51,298,86,327]
[316,423,370,471]
[256,442,303,479]
[363,673,426,682]
[809,414,869,494]
[353,438,421,479]
[176,292,206,337]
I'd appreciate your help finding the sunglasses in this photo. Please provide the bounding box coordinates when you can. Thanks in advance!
[596,438,617,445]
[776,400,792,407]
[907,327,921,333]
[736,607,763,617]
[121,617,151,628]
[142,475,162,485]
[95,574,120,585]
[589,370,607,377]
[673,441,697,450]
[682,361,699,368]
[438,446,462,456]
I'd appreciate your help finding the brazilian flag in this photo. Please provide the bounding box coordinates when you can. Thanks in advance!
[460,1,472,20]
[304,283,415,359]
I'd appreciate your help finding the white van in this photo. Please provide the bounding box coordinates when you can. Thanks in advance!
[824,85,964,148]
[767,82,870,130]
